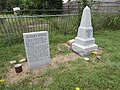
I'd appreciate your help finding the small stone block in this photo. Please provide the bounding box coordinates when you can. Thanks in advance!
[19,58,26,63]
[67,39,75,47]
[10,60,16,64]
[83,57,90,61]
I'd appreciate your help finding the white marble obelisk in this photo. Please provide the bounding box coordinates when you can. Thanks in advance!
[72,6,98,55]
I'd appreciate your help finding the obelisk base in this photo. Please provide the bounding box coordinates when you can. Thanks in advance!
[72,42,98,55]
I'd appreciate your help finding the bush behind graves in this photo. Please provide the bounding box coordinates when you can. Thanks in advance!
[92,13,120,31]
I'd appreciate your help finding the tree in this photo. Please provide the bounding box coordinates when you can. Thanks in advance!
[20,0,63,10]
[0,0,7,10]
[0,0,21,11]
[0,0,63,11]
[38,0,63,10]
[82,0,88,7]
[6,0,21,10]
[20,0,34,9]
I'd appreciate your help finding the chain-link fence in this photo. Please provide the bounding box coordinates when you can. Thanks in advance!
[0,9,80,45]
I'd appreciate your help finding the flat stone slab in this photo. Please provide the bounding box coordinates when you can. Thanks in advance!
[23,31,50,69]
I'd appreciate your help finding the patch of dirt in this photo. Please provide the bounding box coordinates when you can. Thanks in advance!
[30,77,41,85]
[43,77,53,87]
[5,44,103,84]
[51,53,80,68]
[6,63,29,84]
[5,44,80,84]
[5,63,49,84]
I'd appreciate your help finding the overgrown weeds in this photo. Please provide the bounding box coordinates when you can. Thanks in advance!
[92,13,120,31]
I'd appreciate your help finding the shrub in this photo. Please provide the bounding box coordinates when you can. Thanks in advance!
[92,13,120,31]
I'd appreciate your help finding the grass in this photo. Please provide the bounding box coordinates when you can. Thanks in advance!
[0,29,120,90]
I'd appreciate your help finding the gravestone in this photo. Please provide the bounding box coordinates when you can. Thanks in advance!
[23,31,50,69]
[72,6,98,55]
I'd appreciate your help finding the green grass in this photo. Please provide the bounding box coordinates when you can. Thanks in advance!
[0,30,120,90]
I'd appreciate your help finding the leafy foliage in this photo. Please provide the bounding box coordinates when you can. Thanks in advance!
[0,0,63,10]
[92,13,120,30]
[82,0,88,7]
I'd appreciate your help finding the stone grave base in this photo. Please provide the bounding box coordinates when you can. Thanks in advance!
[72,42,98,55]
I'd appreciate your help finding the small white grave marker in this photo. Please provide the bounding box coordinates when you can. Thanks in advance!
[13,7,20,12]
[13,7,20,15]
[23,31,50,69]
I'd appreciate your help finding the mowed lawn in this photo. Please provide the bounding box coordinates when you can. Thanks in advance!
[0,29,120,90]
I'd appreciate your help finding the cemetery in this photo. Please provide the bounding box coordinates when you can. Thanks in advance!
[0,0,120,90]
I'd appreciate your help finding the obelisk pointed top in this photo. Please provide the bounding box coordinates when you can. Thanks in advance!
[80,6,92,27]
[84,6,90,10]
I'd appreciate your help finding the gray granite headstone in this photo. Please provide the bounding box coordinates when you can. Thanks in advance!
[23,31,50,69]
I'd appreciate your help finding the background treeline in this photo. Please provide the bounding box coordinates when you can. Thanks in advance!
[0,0,63,11]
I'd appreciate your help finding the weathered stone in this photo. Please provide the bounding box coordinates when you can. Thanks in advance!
[67,39,75,47]
[72,6,98,55]
[83,57,90,61]
[19,58,26,63]
[23,31,50,69]
[10,60,16,64]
